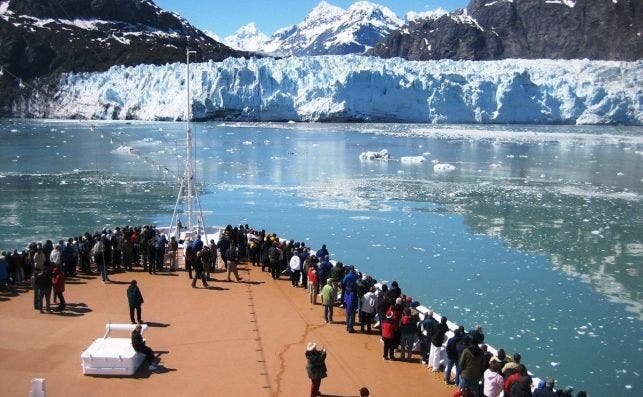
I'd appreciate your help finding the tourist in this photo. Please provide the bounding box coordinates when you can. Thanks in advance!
[321,279,336,323]
[399,307,416,361]
[289,247,302,287]
[226,245,242,282]
[317,255,332,286]
[91,235,108,283]
[469,325,485,344]
[62,238,77,277]
[483,360,504,397]
[315,244,329,259]
[35,263,52,312]
[509,373,533,397]
[445,326,465,385]
[342,266,359,333]
[184,240,195,278]
[533,378,556,397]
[359,287,377,334]
[207,238,217,272]
[127,280,144,324]
[218,233,230,270]
[381,309,397,360]
[429,316,449,371]
[268,241,281,280]
[459,335,484,393]
[504,364,528,395]
[51,266,66,311]
[502,353,523,377]
[307,263,319,305]
[192,251,209,288]
[559,386,574,397]
[49,244,62,268]
[200,246,213,280]
[305,342,327,397]
[131,324,157,370]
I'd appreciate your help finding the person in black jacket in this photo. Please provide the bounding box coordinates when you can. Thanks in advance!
[126,280,144,324]
[131,324,157,370]
[445,326,465,385]
[429,316,449,371]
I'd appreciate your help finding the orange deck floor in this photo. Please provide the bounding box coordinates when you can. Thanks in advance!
[0,259,455,397]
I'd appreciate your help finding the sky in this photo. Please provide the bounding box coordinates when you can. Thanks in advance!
[154,0,468,38]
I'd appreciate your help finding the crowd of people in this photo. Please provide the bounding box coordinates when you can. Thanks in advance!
[0,223,589,396]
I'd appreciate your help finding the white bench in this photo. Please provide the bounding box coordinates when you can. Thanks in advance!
[81,323,148,376]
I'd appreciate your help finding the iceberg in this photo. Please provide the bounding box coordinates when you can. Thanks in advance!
[359,149,390,161]
[400,155,426,164]
[24,55,642,125]
[434,163,456,172]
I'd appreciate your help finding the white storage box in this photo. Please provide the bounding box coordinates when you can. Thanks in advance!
[81,323,148,376]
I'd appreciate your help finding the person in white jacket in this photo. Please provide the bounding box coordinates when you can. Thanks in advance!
[289,249,302,287]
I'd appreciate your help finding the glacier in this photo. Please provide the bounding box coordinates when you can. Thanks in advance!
[25,55,642,125]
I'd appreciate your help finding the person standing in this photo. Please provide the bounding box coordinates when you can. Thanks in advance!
[320,279,336,323]
[127,280,144,324]
[289,249,302,287]
[429,316,449,371]
[51,266,66,311]
[35,263,53,313]
[305,342,327,397]
[191,252,209,288]
[226,245,242,282]
[307,265,319,305]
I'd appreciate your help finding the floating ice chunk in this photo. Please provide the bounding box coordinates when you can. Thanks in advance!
[113,145,134,154]
[590,230,600,235]
[359,149,390,161]
[242,140,253,145]
[10,129,18,132]
[489,163,501,169]
[60,180,67,185]
[434,163,456,173]
[288,120,296,124]
[422,152,431,156]
[625,385,632,389]
[550,362,560,367]
[617,172,624,176]
[263,140,272,144]
[507,154,515,158]
[400,155,425,164]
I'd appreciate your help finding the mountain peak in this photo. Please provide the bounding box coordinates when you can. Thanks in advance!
[224,22,271,52]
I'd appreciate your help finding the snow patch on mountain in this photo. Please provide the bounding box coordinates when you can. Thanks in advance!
[405,7,449,22]
[26,55,642,125]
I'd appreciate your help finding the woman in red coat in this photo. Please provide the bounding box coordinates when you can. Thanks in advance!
[381,308,398,360]
[51,266,65,311]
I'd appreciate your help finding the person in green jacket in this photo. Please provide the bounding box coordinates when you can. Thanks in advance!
[127,280,144,324]
[320,279,336,323]
[459,336,484,392]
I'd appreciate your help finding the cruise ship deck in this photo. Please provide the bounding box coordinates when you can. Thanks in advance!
[0,260,454,396]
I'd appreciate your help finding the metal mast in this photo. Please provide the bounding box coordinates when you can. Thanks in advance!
[185,48,196,230]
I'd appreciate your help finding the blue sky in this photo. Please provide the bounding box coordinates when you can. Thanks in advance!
[154,0,468,38]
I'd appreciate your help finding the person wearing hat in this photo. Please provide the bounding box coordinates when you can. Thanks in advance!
[533,378,557,397]
[305,342,327,397]
[131,323,157,370]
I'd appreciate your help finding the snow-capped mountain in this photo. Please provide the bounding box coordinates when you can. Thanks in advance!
[371,0,641,61]
[224,23,272,54]
[20,55,642,125]
[225,1,403,56]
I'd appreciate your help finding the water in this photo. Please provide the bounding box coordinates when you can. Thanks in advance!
[1,119,641,395]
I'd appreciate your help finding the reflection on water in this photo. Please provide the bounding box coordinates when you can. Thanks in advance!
[0,119,641,394]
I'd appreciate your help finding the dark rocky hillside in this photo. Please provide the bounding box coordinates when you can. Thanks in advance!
[370,0,641,61]
[0,0,245,114]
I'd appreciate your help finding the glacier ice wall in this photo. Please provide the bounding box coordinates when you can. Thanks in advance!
[28,55,642,125]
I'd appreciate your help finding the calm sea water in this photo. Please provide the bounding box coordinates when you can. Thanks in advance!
[1,119,641,395]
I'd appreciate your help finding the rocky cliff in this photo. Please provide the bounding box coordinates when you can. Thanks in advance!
[370,0,641,61]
